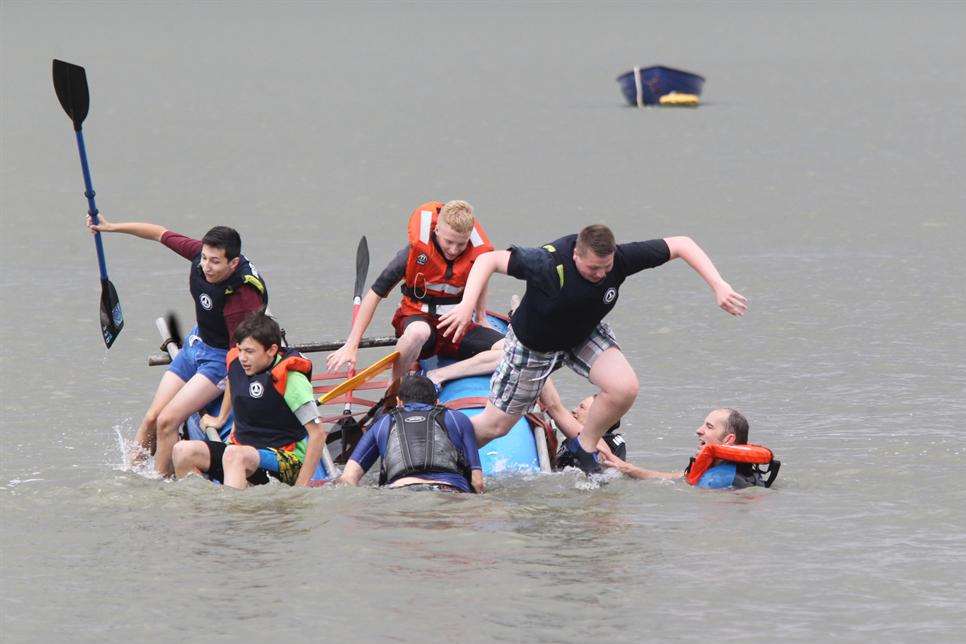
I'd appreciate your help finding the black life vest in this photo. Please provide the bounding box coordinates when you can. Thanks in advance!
[511,235,625,351]
[228,347,312,449]
[189,253,268,349]
[379,406,468,485]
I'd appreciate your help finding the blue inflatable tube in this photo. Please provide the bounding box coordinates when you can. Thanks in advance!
[422,315,544,476]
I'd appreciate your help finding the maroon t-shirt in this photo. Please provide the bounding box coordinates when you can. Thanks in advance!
[161,231,264,347]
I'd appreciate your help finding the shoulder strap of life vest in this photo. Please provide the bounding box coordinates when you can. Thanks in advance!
[270,349,313,396]
[685,443,774,486]
[226,347,240,369]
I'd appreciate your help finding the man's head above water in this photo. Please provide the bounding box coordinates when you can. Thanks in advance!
[696,408,749,448]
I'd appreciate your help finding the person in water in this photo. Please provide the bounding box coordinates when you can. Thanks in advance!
[437,224,747,474]
[537,381,627,468]
[600,408,779,489]
[326,200,504,385]
[87,215,267,476]
[337,375,484,493]
[171,311,327,489]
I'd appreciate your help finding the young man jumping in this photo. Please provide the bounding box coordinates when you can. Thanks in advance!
[437,224,747,474]
[87,215,267,476]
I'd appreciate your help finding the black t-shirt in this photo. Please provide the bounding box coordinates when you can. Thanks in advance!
[370,246,409,298]
[507,234,670,351]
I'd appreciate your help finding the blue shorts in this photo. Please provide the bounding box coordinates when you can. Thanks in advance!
[168,328,228,386]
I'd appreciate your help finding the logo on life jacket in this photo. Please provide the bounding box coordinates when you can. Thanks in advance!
[199,293,213,311]
[405,415,426,423]
[604,287,617,303]
[416,253,428,266]
[249,382,264,398]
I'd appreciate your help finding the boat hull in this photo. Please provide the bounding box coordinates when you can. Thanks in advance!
[617,65,705,106]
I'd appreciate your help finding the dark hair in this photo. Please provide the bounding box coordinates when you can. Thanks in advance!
[397,375,438,405]
[723,408,749,445]
[202,226,242,260]
[232,309,280,348]
[576,224,616,257]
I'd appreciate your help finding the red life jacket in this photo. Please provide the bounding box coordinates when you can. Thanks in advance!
[685,443,774,486]
[398,201,493,317]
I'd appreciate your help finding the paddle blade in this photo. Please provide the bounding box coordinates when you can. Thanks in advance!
[354,236,369,300]
[165,311,184,349]
[99,278,123,348]
[52,59,89,131]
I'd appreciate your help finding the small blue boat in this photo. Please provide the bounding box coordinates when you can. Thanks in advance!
[616,65,705,107]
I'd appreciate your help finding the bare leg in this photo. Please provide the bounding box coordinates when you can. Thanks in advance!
[172,440,211,478]
[426,341,505,386]
[154,374,222,477]
[392,321,432,381]
[132,371,187,462]
[222,445,261,490]
[581,348,639,452]
[470,402,523,448]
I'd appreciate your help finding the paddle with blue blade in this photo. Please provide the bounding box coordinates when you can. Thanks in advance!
[52,59,124,347]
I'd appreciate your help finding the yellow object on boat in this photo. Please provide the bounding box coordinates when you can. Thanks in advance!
[659,92,700,106]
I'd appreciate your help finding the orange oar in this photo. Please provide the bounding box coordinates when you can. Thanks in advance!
[318,351,400,405]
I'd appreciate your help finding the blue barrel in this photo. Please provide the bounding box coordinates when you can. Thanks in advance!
[423,315,542,475]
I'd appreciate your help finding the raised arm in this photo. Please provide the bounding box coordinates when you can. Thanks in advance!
[86,213,166,242]
[437,250,510,340]
[664,236,748,317]
[326,289,384,372]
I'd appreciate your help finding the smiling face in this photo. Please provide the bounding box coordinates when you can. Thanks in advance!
[236,336,278,375]
[573,248,614,283]
[695,408,736,448]
[200,244,240,283]
[434,219,472,261]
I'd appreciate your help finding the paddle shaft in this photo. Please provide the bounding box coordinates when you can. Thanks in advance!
[74,129,109,281]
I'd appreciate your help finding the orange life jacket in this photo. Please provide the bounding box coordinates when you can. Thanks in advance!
[685,443,775,486]
[398,201,493,317]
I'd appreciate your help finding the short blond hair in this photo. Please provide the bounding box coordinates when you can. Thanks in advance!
[440,200,475,234]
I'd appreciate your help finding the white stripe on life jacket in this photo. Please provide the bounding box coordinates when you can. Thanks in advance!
[419,210,433,243]
[423,281,464,295]
[419,303,459,315]
[469,227,484,247]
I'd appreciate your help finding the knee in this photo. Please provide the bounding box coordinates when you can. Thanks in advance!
[156,408,183,435]
[171,441,192,467]
[402,323,431,344]
[222,446,249,470]
[607,376,639,405]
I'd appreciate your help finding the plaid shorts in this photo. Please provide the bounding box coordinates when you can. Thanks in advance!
[489,323,620,415]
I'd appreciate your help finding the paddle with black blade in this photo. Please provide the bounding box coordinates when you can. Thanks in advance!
[331,237,371,459]
[52,59,123,347]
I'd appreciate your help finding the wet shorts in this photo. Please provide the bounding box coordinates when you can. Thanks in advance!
[391,311,504,361]
[489,322,620,415]
[168,329,228,386]
[203,439,306,486]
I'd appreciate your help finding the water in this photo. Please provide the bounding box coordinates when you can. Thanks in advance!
[2,2,965,641]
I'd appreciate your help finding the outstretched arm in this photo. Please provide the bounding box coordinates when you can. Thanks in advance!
[600,451,683,480]
[437,250,511,340]
[326,289,384,372]
[664,236,748,316]
[87,214,166,242]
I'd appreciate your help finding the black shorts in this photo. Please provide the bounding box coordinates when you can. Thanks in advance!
[204,440,270,486]
[394,313,504,361]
